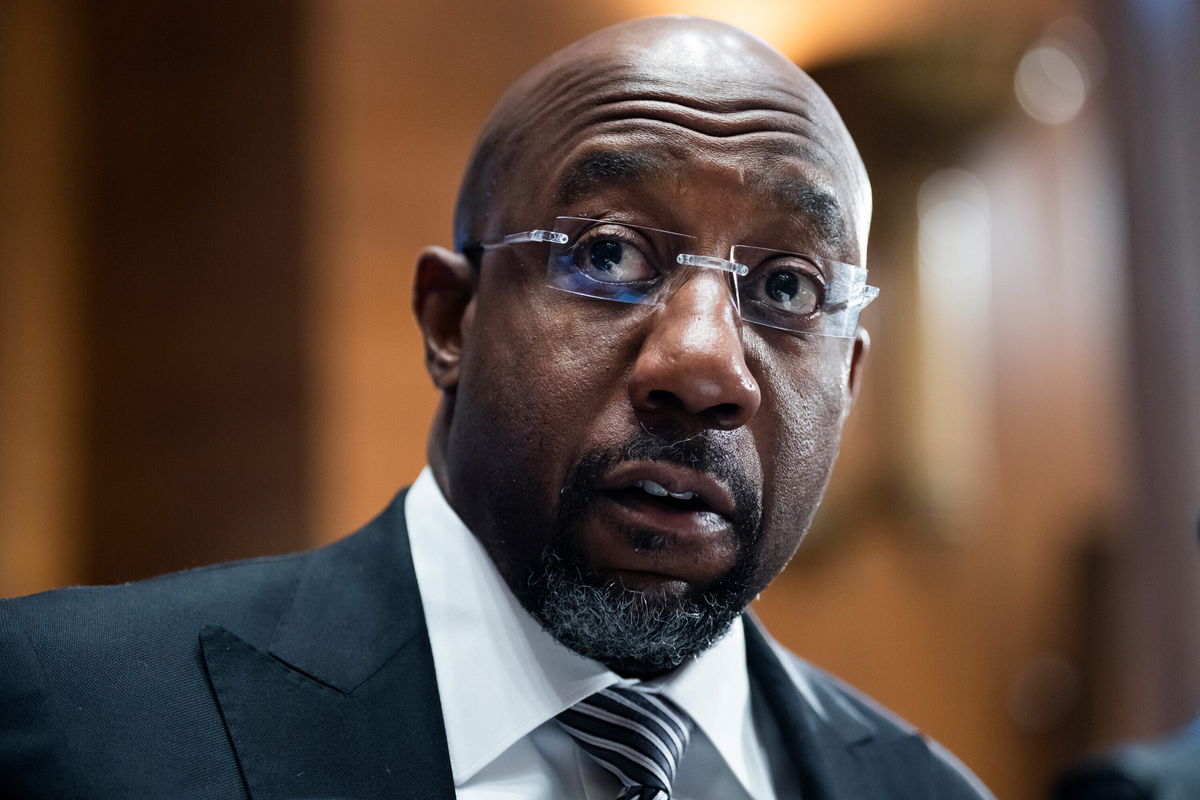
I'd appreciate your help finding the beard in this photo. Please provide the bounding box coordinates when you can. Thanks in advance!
[511,429,764,676]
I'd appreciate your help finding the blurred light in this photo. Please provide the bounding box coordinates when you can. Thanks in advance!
[918,169,991,282]
[1046,17,1107,87]
[1015,44,1087,124]
[914,169,994,530]
[617,0,951,64]
[1015,19,1105,126]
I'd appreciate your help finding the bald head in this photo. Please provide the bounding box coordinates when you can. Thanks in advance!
[453,16,871,260]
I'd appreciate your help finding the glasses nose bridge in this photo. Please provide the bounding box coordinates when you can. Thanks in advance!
[665,233,743,316]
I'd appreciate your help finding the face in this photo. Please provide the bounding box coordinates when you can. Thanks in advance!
[419,21,870,676]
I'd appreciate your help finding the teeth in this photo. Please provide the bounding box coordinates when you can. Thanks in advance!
[634,480,696,501]
[636,479,669,497]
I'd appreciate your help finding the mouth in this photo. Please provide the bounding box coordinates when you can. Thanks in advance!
[580,461,740,587]
[599,461,736,517]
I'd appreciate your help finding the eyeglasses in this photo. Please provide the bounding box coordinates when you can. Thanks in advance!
[467,216,879,339]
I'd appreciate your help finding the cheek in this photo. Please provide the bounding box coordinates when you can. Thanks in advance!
[455,292,634,488]
[753,339,853,568]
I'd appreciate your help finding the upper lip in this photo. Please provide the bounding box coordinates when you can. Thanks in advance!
[597,460,736,518]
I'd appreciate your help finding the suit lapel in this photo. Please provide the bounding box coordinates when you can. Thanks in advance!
[744,616,937,800]
[200,493,455,799]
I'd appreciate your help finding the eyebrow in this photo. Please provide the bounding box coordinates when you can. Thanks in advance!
[764,175,849,249]
[555,151,671,207]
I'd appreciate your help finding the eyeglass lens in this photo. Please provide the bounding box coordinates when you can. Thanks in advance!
[544,217,873,339]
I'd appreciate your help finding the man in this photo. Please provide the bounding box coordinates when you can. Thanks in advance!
[1,17,991,799]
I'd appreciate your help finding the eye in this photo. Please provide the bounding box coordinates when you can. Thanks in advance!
[753,265,821,315]
[572,230,656,283]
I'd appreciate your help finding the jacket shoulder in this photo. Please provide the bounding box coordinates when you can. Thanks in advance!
[0,550,315,798]
[752,621,994,799]
[2,548,308,644]
[801,657,991,795]
[0,492,412,798]
[1,490,410,688]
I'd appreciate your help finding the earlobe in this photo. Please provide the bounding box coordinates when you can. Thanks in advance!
[848,327,870,407]
[413,246,476,392]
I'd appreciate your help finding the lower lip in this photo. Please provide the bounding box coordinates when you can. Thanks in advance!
[579,491,739,585]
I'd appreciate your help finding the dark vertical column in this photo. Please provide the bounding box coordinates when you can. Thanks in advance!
[1098,0,1200,735]
[79,0,310,583]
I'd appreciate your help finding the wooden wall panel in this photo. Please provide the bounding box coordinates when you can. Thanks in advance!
[0,0,82,597]
[78,1,310,584]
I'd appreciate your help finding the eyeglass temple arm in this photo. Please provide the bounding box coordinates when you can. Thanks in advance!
[480,229,569,248]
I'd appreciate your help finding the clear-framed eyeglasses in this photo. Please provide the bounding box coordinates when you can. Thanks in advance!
[466,216,879,339]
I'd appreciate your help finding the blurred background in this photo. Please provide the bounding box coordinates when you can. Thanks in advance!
[2,0,1197,796]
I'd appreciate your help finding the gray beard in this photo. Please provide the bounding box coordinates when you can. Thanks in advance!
[513,431,763,675]
[524,547,753,674]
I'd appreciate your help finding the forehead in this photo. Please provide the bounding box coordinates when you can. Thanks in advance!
[494,60,866,260]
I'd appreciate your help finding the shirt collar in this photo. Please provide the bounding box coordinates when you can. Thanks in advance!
[405,467,766,796]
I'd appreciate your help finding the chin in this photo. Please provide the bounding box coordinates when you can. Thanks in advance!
[514,539,759,675]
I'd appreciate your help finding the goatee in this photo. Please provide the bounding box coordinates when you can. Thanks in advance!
[513,430,764,676]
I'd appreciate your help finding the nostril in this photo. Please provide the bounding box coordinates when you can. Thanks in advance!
[705,402,745,429]
[710,402,740,420]
[641,390,745,428]
[645,389,684,411]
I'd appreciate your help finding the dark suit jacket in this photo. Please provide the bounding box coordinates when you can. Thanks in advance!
[1,491,990,799]
[1053,720,1200,800]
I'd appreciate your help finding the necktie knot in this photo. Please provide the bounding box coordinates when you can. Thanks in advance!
[556,685,695,800]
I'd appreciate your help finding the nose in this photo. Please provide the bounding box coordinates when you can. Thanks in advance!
[628,273,762,430]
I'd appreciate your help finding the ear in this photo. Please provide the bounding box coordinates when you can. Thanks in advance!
[847,326,870,407]
[413,246,475,392]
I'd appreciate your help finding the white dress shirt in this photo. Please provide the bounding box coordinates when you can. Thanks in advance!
[405,467,780,800]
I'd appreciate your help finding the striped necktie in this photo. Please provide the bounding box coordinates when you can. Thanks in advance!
[556,685,695,800]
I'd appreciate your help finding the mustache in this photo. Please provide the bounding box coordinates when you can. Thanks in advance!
[558,428,763,549]
[617,429,737,477]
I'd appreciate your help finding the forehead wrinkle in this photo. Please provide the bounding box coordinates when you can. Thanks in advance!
[591,76,824,119]
[553,76,844,172]
[538,92,838,203]
[518,61,831,146]
[586,103,821,145]
[559,72,829,138]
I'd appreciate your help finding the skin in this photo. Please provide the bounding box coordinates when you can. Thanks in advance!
[413,16,871,677]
